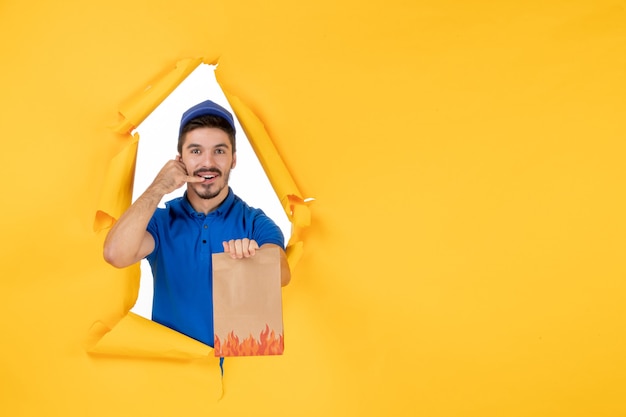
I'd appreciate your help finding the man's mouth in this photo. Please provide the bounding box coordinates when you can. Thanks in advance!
[195,170,221,182]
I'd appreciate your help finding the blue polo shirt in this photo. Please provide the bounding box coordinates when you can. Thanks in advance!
[145,188,285,347]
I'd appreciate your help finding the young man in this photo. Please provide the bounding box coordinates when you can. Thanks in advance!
[103,100,290,347]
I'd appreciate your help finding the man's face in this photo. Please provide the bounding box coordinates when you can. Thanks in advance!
[179,127,236,201]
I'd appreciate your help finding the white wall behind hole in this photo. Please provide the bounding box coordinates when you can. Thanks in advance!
[130,64,291,319]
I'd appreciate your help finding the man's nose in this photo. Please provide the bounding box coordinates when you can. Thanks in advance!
[202,152,215,166]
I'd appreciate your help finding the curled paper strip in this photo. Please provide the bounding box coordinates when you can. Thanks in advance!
[94,133,139,232]
[86,313,213,360]
[223,92,313,270]
[114,58,203,134]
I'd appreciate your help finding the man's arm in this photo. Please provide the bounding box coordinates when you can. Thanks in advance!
[222,240,291,286]
[103,158,202,268]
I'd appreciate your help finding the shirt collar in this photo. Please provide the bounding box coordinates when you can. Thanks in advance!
[180,187,235,218]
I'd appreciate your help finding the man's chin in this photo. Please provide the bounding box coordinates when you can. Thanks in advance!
[191,183,224,200]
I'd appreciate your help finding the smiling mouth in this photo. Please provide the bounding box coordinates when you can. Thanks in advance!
[194,169,221,182]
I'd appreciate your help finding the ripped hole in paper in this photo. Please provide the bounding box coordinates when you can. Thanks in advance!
[130,64,291,319]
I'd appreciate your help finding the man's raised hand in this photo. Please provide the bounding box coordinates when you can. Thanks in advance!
[150,157,203,195]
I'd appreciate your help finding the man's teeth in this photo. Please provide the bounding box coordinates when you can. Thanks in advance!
[202,175,215,179]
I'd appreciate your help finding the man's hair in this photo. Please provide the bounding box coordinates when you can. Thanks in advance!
[177,115,236,154]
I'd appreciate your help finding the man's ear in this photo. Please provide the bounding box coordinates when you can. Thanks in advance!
[231,152,237,169]
[177,154,183,162]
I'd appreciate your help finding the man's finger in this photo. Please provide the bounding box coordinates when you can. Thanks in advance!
[234,239,243,258]
[240,238,250,257]
[224,239,238,258]
[246,239,258,257]
[186,175,204,183]
[224,240,236,257]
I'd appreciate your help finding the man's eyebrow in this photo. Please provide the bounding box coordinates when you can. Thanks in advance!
[185,142,231,150]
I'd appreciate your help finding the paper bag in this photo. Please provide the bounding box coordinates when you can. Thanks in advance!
[212,246,284,357]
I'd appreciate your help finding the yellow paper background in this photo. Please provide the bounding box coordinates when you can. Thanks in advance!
[1,1,625,416]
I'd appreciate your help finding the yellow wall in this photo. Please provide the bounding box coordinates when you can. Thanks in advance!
[1,1,625,416]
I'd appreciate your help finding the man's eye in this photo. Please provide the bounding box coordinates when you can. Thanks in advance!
[191,149,200,154]
[215,149,225,154]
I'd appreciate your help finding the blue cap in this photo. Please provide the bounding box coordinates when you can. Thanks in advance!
[179,100,236,135]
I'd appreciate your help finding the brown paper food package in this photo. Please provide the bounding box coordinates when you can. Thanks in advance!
[212,246,284,356]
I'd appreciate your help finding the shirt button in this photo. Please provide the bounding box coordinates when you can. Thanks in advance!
[204,225,208,229]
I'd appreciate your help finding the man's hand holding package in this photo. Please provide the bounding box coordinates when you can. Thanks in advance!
[222,238,260,259]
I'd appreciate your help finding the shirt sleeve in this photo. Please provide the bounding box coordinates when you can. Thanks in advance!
[252,211,286,249]
[145,214,160,261]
